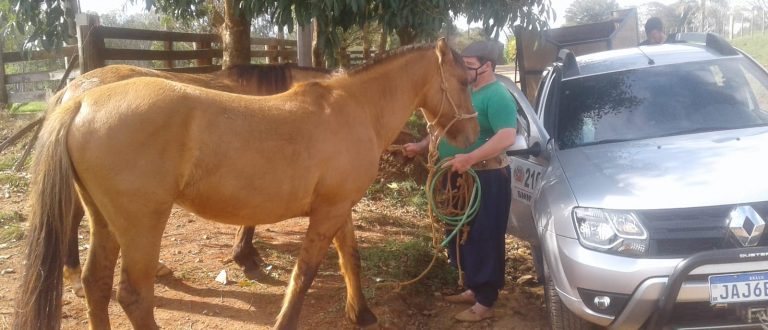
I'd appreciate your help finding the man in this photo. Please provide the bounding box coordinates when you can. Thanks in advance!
[403,40,517,322]
[640,17,666,46]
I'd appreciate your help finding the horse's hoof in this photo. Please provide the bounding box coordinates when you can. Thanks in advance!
[350,307,378,327]
[242,263,262,281]
[236,254,264,280]
[156,262,173,277]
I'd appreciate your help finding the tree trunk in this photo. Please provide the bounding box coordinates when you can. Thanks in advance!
[396,28,417,46]
[222,0,252,68]
[297,22,313,66]
[362,23,371,61]
[63,0,80,45]
[378,29,388,54]
[311,19,325,68]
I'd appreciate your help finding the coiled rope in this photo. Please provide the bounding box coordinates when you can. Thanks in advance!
[383,56,480,290]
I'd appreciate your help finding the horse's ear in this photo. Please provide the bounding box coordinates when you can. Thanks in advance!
[435,37,453,64]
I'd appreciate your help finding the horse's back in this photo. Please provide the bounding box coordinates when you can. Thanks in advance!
[66,77,365,225]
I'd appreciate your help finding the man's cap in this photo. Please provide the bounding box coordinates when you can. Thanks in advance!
[461,40,503,64]
[645,17,663,33]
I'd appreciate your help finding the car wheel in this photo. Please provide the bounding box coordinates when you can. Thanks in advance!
[545,272,598,330]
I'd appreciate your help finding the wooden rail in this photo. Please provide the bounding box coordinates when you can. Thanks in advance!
[1,13,298,105]
[0,46,78,104]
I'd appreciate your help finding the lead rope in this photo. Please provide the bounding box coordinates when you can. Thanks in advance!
[383,61,479,291]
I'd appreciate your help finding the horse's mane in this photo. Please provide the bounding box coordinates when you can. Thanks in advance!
[216,63,331,94]
[346,42,465,76]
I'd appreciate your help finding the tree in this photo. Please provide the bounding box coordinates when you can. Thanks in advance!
[6,0,554,68]
[564,0,619,26]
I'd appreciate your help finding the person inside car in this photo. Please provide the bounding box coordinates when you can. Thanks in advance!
[640,17,666,46]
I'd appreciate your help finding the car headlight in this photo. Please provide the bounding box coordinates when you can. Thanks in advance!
[573,207,649,257]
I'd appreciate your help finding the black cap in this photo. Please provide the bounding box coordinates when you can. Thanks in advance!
[645,17,663,34]
[461,40,503,65]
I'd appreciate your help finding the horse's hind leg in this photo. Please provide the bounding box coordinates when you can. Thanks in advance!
[113,208,169,330]
[274,206,348,330]
[333,216,377,326]
[80,195,120,329]
[232,225,263,279]
[64,201,86,297]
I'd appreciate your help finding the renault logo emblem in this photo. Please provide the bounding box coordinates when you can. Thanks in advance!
[728,206,765,247]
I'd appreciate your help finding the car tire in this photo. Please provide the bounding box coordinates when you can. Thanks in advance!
[545,272,599,330]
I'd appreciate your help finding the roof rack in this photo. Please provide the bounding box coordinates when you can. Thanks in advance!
[557,49,580,78]
[671,32,739,56]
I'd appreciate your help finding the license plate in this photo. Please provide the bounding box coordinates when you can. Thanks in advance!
[709,271,768,304]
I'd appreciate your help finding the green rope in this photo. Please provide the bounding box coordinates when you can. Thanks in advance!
[427,158,482,247]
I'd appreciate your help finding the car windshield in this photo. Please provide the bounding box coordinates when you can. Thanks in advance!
[556,57,768,149]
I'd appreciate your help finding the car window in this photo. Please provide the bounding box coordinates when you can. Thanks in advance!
[542,68,561,135]
[740,64,768,118]
[556,58,768,149]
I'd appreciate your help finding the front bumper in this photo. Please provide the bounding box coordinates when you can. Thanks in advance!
[547,233,768,329]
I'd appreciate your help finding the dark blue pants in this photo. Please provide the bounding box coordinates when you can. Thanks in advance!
[447,166,511,308]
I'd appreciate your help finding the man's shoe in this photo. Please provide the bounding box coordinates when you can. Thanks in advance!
[444,293,475,304]
[454,307,494,322]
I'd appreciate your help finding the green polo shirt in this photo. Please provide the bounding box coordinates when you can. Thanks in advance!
[438,80,517,159]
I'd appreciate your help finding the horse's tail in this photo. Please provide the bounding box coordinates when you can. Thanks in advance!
[48,88,67,110]
[13,99,81,330]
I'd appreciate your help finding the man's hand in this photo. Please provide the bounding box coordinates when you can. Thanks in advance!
[442,153,476,173]
[403,138,429,158]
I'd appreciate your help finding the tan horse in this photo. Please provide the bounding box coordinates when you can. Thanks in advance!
[52,63,331,297]
[13,39,478,329]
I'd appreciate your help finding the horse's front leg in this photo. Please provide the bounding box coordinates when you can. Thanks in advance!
[274,205,348,330]
[232,225,263,279]
[333,216,378,326]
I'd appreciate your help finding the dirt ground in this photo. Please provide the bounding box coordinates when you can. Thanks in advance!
[0,113,550,329]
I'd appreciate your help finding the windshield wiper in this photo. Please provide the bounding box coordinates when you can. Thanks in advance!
[579,138,635,146]
[657,126,733,137]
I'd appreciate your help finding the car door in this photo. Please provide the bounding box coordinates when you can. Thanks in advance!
[496,73,552,243]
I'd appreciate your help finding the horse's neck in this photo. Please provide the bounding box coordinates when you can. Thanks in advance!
[331,52,434,151]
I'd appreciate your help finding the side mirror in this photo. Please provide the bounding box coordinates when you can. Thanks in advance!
[506,141,542,157]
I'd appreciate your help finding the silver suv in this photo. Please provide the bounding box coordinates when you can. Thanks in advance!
[501,33,768,329]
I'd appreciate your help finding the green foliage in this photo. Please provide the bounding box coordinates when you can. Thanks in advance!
[452,27,490,52]
[5,0,72,50]
[361,237,458,293]
[506,37,517,63]
[6,0,553,68]
[732,35,768,68]
[404,112,427,139]
[458,0,554,39]
[0,210,25,244]
[0,171,30,191]
[8,102,46,114]
[564,0,618,26]
[366,179,427,210]
[0,0,27,51]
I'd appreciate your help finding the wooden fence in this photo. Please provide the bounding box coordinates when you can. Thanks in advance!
[0,45,78,104]
[0,13,298,105]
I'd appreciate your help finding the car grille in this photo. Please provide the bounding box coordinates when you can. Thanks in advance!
[640,202,768,257]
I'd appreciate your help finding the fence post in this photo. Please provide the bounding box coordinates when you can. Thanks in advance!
[267,42,279,64]
[76,13,104,74]
[163,40,173,68]
[0,42,7,106]
[195,41,213,67]
[297,23,312,67]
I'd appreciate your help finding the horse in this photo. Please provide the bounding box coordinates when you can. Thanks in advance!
[50,63,331,297]
[13,38,478,329]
